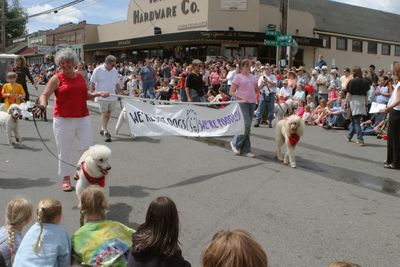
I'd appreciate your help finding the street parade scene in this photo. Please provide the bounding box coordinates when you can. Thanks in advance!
[0,0,399,266]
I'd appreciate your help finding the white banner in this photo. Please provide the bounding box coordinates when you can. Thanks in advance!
[123,99,245,137]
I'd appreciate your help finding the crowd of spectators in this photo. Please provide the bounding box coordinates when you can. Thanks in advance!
[0,190,362,267]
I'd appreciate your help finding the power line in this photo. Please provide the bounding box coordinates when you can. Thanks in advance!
[0,0,86,22]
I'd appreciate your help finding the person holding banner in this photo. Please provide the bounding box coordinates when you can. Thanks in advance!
[229,59,259,158]
[382,63,400,169]
[186,59,206,102]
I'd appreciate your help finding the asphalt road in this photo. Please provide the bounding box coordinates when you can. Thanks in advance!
[0,86,399,267]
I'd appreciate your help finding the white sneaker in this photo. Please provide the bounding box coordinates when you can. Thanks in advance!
[230,141,240,155]
[244,152,256,158]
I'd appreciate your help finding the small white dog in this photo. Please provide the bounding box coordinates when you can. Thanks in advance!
[75,144,112,201]
[0,104,22,145]
[274,115,304,168]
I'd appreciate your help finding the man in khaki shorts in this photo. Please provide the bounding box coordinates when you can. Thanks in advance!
[90,55,120,142]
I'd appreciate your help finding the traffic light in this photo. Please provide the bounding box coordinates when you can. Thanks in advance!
[154,27,161,35]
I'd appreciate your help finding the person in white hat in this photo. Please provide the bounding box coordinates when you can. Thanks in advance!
[316,66,331,101]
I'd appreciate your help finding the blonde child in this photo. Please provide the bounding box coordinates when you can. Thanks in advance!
[13,198,71,267]
[328,83,338,102]
[302,105,314,125]
[0,198,32,267]
[306,94,316,111]
[1,72,25,111]
[328,260,361,267]
[201,229,268,267]
[72,186,134,266]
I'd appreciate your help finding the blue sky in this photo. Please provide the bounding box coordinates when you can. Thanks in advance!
[18,0,400,33]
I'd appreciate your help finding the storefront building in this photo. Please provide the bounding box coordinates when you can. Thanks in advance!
[84,0,400,70]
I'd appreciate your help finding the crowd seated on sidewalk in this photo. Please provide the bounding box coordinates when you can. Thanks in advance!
[0,191,362,267]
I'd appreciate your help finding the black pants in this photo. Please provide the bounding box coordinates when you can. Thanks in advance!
[22,83,29,101]
[386,109,400,168]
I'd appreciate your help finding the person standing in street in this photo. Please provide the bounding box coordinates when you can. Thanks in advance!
[13,55,38,102]
[229,59,259,158]
[254,66,277,128]
[382,63,400,169]
[35,48,109,191]
[139,59,156,99]
[185,59,206,102]
[90,55,120,143]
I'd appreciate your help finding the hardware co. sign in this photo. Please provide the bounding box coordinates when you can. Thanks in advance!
[133,0,200,24]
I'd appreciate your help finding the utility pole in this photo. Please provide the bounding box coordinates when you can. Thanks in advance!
[280,0,288,68]
[0,0,6,52]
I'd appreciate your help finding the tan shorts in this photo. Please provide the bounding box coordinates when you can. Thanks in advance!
[97,100,116,113]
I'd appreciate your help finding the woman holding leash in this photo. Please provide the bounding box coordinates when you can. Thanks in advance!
[229,59,259,158]
[34,48,109,192]
[14,55,38,102]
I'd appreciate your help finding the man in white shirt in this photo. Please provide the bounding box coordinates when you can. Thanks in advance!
[226,64,239,95]
[317,65,330,101]
[90,55,120,142]
[254,66,278,128]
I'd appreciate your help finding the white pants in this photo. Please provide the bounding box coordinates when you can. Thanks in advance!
[53,116,93,177]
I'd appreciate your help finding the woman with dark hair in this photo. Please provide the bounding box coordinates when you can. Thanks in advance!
[13,55,38,101]
[345,66,370,146]
[382,63,400,169]
[128,196,191,267]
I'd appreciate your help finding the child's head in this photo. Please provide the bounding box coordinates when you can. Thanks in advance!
[218,87,225,95]
[305,105,311,112]
[338,90,345,99]
[137,196,179,257]
[329,83,336,91]
[299,100,306,107]
[306,94,313,102]
[202,229,268,267]
[327,100,334,108]
[6,72,17,83]
[328,261,361,267]
[5,198,32,262]
[79,186,108,226]
[319,98,327,107]
[34,198,62,254]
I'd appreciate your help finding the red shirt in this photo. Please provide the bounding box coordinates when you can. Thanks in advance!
[54,72,89,118]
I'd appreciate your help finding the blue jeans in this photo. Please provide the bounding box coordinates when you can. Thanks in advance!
[142,81,155,99]
[348,115,363,141]
[231,103,256,154]
[189,89,206,102]
[362,125,376,136]
[179,89,187,102]
[255,92,275,124]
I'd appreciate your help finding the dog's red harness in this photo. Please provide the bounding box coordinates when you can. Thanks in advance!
[81,162,105,187]
[288,134,300,146]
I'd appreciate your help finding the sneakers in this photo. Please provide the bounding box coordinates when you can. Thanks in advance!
[100,129,104,136]
[356,140,365,146]
[104,132,112,142]
[230,141,240,155]
[244,152,256,158]
[254,124,260,128]
[346,136,352,142]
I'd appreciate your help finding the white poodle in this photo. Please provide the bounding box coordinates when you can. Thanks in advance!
[274,115,304,168]
[0,104,22,145]
[75,144,112,201]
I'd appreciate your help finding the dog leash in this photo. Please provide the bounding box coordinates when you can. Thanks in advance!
[30,107,77,168]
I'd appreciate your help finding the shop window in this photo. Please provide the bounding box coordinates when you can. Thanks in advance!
[319,34,331,49]
[336,37,347,51]
[352,39,363,53]
[382,44,391,55]
[395,45,400,56]
[367,42,377,54]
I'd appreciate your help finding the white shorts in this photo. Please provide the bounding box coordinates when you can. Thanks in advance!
[97,100,116,113]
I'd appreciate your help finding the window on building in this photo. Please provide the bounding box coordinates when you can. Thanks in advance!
[352,39,363,53]
[395,45,400,56]
[336,37,347,50]
[367,42,377,54]
[319,34,331,49]
[382,44,391,56]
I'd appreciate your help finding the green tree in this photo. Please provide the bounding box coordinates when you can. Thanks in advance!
[4,0,28,40]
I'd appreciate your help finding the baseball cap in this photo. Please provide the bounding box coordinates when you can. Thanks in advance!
[321,65,328,70]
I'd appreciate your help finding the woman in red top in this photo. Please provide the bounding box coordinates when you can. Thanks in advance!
[36,48,109,191]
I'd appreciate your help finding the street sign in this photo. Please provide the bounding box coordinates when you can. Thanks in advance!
[265,30,280,37]
[278,41,293,47]
[264,39,278,46]
[277,35,292,42]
